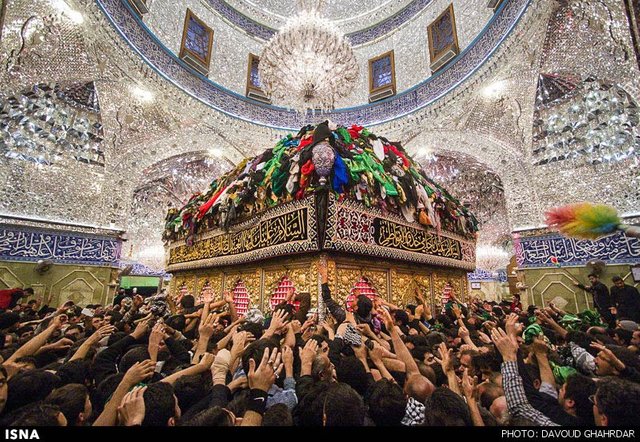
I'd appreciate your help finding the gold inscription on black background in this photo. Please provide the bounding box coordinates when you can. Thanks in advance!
[374,219,462,260]
[169,208,308,264]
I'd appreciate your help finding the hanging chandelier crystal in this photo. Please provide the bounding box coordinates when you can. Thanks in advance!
[475,246,511,272]
[258,0,359,113]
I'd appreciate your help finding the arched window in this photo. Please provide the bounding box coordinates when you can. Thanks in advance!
[232,280,250,316]
[198,280,213,305]
[345,276,380,312]
[269,275,300,312]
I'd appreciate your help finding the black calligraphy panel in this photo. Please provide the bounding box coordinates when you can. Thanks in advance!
[373,218,462,260]
[169,208,309,265]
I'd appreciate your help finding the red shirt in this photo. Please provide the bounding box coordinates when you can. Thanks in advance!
[0,288,24,310]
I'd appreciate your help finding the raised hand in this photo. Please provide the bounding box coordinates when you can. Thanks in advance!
[377,307,395,331]
[491,327,518,362]
[301,315,316,332]
[149,323,165,346]
[435,342,454,373]
[227,376,248,392]
[223,291,234,304]
[131,319,151,340]
[50,314,68,330]
[197,352,215,370]
[368,341,396,361]
[201,290,213,305]
[290,320,302,334]
[505,313,521,339]
[281,345,294,376]
[133,295,144,309]
[148,322,164,363]
[356,323,374,337]
[231,331,254,356]
[590,342,626,371]
[531,336,549,355]
[458,325,470,340]
[535,310,553,325]
[118,386,147,426]
[248,347,281,392]
[123,359,156,385]
[459,344,475,352]
[461,368,478,400]
[199,313,218,340]
[48,337,74,351]
[477,330,492,345]
[268,309,289,334]
[87,325,116,344]
[299,338,318,366]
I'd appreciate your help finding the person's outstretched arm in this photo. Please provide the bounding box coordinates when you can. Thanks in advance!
[4,315,65,364]
[318,260,346,324]
[492,328,559,426]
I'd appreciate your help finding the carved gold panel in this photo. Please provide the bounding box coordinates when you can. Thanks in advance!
[363,269,388,300]
[171,273,197,301]
[288,265,316,304]
[389,270,433,307]
[263,269,284,299]
[261,263,316,308]
[51,270,104,306]
[325,256,338,298]
[390,270,414,306]
[0,266,26,290]
[432,273,449,310]
[334,266,362,305]
[194,271,224,300]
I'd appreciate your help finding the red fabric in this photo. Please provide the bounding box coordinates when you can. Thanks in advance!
[297,136,313,151]
[300,159,315,176]
[296,160,315,199]
[0,288,21,310]
[348,125,364,140]
[387,144,410,167]
[197,184,228,220]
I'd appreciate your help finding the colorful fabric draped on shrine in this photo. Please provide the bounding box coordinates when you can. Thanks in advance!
[163,122,479,244]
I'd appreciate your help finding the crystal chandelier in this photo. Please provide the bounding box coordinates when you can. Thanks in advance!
[475,246,511,272]
[258,0,359,113]
[532,76,639,166]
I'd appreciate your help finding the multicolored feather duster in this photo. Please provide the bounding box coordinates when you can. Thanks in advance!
[545,203,640,240]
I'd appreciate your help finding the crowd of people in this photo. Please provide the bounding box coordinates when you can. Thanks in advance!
[0,264,638,427]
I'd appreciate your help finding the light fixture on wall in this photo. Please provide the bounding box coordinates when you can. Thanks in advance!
[258,0,359,113]
[532,76,639,166]
[130,85,154,103]
[49,0,84,24]
[476,245,511,272]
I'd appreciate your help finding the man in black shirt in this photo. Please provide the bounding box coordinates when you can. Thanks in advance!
[610,276,640,323]
[575,273,614,328]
